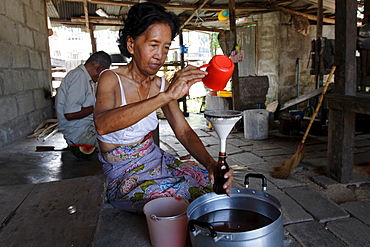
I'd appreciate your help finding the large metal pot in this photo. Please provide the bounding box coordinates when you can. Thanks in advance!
[187,174,283,247]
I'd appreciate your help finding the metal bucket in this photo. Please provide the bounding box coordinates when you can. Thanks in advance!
[187,174,283,247]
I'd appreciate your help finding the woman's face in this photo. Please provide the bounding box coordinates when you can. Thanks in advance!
[128,23,172,75]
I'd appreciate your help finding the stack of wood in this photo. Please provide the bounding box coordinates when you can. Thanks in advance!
[27,119,59,142]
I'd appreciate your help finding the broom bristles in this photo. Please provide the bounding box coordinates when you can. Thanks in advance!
[271,144,305,179]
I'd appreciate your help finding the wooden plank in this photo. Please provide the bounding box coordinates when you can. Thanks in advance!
[327,94,370,115]
[0,184,35,225]
[274,6,335,24]
[180,0,209,29]
[0,175,107,247]
[59,0,267,12]
[279,84,333,111]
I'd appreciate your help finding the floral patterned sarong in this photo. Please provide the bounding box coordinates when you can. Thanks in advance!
[98,133,213,213]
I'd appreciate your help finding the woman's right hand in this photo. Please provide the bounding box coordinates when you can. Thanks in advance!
[165,65,207,100]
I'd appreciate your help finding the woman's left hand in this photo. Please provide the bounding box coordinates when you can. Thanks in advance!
[208,163,234,196]
[165,65,207,100]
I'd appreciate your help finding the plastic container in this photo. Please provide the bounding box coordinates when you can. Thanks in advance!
[199,55,234,91]
[143,197,189,247]
[289,110,304,119]
[217,90,232,97]
[243,109,269,140]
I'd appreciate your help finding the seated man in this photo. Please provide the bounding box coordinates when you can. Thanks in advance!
[55,51,111,146]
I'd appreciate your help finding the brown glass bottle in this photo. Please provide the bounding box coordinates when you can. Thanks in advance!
[213,152,229,194]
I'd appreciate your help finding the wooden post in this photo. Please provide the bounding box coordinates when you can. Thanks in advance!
[89,23,97,53]
[360,0,370,91]
[228,0,240,111]
[178,30,188,117]
[83,0,96,53]
[315,0,323,88]
[327,0,357,183]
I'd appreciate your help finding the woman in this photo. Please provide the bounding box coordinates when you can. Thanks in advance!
[94,2,233,213]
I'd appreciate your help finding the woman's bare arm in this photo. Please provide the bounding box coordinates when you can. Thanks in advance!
[94,66,207,136]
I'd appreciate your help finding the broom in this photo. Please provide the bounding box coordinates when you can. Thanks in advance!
[271,66,336,179]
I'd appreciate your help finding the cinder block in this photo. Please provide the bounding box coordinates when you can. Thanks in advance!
[18,91,35,116]
[23,69,38,91]
[38,70,51,88]
[18,25,34,48]
[28,50,42,70]
[0,73,3,95]
[20,0,32,7]
[12,46,30,68]
[0,16,18,44]
[34,89,47,110]
[31,0,45,15]
[34,31,47,52]
[40,52,51,70]
[0,95,18,125]
[0,43,11,68]
[25,8,41,30]
[0,1,5,15]
[5,0,24,23]
[4,70,24,94]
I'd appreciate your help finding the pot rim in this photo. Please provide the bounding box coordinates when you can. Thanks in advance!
[187,190,283,237]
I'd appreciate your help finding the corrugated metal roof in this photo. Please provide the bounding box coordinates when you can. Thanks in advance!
[47,0,341,31]
[47,1,60,19]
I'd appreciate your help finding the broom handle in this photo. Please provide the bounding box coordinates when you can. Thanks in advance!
[301,66,336,144]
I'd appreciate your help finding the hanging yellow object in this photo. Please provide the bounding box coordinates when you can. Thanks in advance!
[218,9,229,21]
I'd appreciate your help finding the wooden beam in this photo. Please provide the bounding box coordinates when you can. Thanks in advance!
[50,17,122,26]
[71,17,123,25]
[83,0,90,33]
[180,0,209,29]
[59,0,267,12]
[83,0,96,53]
[183,26,224,32]
[327,94,370,115]
[275,6,335,24]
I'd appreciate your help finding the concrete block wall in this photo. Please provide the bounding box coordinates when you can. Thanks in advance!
[0,0,53,148]
[255,12,281,105]
[277,13,314,104]
[254,11,335,105]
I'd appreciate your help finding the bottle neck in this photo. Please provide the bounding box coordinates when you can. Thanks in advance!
[218,152,226,158]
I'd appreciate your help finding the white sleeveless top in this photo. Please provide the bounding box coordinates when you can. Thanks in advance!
[96,71,165,144]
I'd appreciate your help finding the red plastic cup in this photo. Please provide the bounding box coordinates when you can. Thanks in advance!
[199,55,234,91]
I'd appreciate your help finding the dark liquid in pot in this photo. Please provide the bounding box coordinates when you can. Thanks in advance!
[197,209,273,232]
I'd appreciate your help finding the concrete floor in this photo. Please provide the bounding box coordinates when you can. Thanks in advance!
[1,112,370,246]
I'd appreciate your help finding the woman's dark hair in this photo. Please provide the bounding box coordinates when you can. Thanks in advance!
[117,2,180,58]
